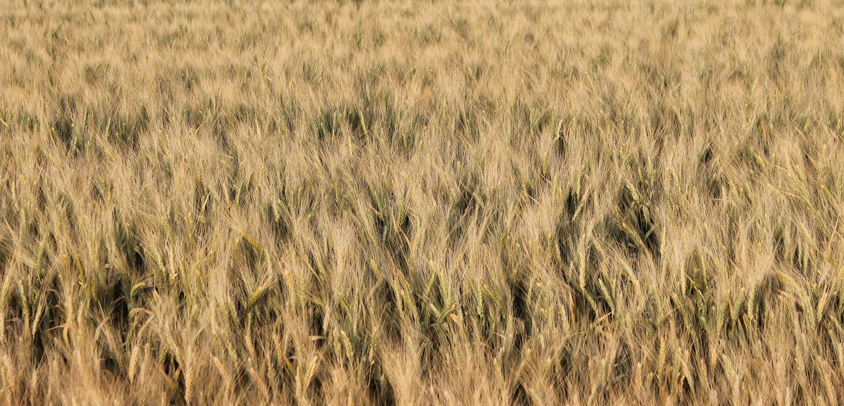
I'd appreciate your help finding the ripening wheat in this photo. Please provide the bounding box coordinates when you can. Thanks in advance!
[1,0,844,404]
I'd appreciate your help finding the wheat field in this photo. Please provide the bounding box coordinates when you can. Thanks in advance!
[1,0,844,404]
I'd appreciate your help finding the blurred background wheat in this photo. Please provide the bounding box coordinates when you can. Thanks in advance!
[2,0,844,404]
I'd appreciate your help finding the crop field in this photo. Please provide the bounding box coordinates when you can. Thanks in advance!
[2,0,844,404]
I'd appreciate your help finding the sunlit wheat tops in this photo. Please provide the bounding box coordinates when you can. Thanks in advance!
[1,0,844,404]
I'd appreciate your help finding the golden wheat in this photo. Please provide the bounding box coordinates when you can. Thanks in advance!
[2,0,844,404]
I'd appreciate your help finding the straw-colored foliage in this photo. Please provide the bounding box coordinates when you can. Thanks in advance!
[2,0,844,404]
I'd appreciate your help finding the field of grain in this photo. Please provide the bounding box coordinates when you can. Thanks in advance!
[2,0,844,404]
